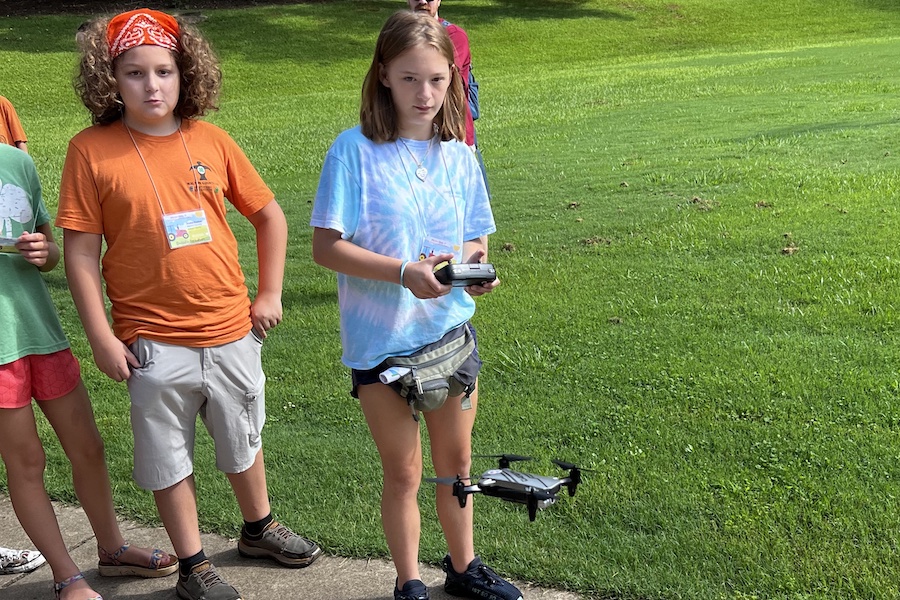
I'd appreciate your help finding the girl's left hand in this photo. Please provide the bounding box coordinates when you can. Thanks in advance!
[466,276,500,297]
[461,248,500,296]
[15,231,50,267]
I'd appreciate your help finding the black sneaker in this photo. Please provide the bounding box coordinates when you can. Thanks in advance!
[395,578,429,600]
[442,555,523,600]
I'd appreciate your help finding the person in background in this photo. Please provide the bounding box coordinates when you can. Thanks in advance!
[0,95,28,152]
[311,11,521,600]
[57,9,320,600]
[407,0,488,191]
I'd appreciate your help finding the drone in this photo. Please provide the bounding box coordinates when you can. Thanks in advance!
[426,454,588,521]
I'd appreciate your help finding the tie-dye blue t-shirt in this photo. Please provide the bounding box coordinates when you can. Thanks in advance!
[311,126,495,370]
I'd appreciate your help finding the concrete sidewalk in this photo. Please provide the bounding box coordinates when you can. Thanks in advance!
[0,495,581,600]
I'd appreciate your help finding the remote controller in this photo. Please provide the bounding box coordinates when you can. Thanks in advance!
[434,262,497,287]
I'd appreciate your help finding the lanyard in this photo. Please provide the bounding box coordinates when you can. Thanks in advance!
[124,120,202,216]
[394,136,463,251]
[125,121,212,249]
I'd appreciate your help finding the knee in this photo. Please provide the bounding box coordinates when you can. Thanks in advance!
[69,432,106,468]
[382,463,422,498]
[2,441,47,482]
[433,451,471,480]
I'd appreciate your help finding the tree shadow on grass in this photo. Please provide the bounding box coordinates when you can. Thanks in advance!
[850,0,900,11]
[189,0,631,65]
[0,0,631,62]
[737,118,900,145]
[483,0,629,20]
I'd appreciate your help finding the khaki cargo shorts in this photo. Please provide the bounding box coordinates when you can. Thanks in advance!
[126,331,266,491]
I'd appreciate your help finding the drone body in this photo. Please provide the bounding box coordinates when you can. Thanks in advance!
[429,455,586,521]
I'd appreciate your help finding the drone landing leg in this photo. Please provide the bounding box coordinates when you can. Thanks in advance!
[453,480,468,508]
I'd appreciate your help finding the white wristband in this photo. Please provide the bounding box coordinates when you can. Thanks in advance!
[399,260,409,288]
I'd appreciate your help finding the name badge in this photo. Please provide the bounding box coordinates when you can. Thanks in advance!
[0,236,18,253]
[419,236,460,262]
[162,210,212,249]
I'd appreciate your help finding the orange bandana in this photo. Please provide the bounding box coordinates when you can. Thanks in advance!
[107,9,180,59]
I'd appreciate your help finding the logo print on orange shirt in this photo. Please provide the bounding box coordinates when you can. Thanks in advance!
[187,161,218,195]
[191,161,212,181]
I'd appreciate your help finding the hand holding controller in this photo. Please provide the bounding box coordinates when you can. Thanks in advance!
[434,262,497,287]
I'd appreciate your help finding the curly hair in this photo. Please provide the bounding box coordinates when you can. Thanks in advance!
[361,11,466,143]
[74,14,221,125]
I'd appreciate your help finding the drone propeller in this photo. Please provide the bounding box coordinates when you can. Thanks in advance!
[425,476,479,509]
[551,459,594,497]
[551,459,597,473]
[475,453,533,469]
[425,476,461,486]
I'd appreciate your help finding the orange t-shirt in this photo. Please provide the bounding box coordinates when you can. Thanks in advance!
[56,119,274,347]
[0,96,27,147]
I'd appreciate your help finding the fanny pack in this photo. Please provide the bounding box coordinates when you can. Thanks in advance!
[382,324,479,421]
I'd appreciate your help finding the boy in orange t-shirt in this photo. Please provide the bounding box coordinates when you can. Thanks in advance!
[57,10,321,600]
[0,95,28,152]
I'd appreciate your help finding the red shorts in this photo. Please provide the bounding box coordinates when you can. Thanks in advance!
[0,349,81,409]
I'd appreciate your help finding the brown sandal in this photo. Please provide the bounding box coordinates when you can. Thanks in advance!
[97,542,177,578]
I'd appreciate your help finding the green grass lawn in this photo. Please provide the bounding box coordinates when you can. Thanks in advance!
[4,1,900,598]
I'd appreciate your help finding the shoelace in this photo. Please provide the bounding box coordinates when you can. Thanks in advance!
[267,523,316,550]
[196,566,225,588]
[476,564,500,586]
[0,549,22,564]
[269,523,294,542]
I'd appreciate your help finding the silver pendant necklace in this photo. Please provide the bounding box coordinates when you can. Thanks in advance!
[398,134,436,181]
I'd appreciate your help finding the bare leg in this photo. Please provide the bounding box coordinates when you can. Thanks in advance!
[39,382,172,568]
[153,476,202,560]
[424,384,478,573]
[359,383,424,588]
[226,449,271,522]
[37,382,124,551]
[0,403,99,599]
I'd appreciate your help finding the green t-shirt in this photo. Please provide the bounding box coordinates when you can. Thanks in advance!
[0,144,68,365]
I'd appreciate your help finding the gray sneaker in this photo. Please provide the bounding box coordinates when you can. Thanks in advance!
[175,560,242,600]
[238,520,322,568]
